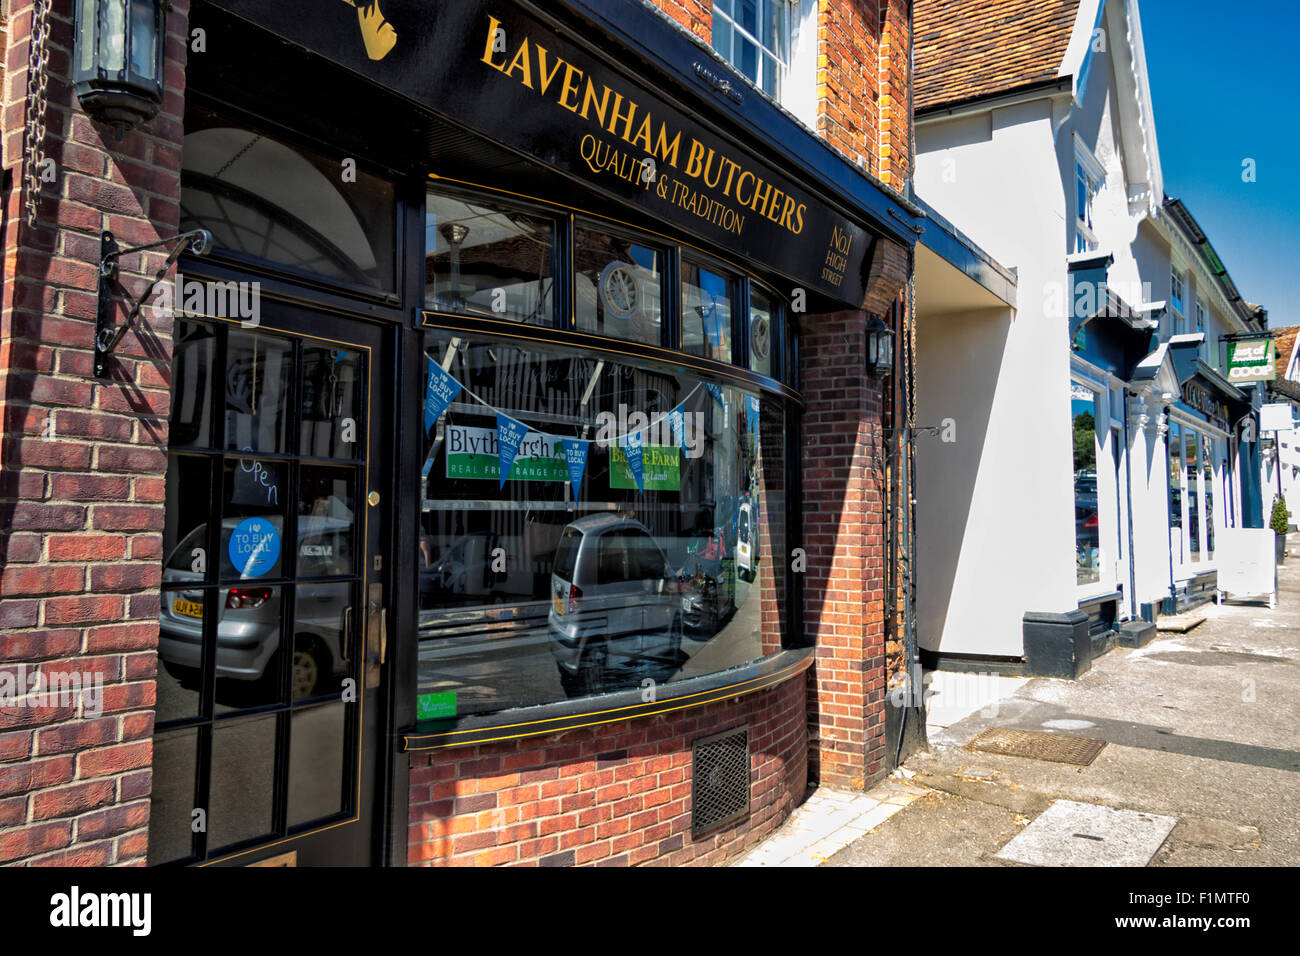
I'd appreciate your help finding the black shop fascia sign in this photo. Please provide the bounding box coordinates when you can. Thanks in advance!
[208,0,880,306]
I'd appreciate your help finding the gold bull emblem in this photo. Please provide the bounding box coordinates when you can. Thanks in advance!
[341,0,398,61]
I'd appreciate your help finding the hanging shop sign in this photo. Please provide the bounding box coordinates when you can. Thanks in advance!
[207,0,877,305]
[1226,338,1276,383]
[1260,402,1294,434]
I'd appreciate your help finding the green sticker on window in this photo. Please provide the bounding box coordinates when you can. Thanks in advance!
[417,692,457,720]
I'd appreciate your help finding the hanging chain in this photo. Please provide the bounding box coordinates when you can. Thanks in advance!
[906,273,917,431]
[23,0,54,229]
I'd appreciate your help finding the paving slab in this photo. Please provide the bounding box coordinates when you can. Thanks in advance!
[993,800,1177,867]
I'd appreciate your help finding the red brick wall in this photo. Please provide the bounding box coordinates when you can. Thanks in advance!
[0,1,190,866]
[798,311,888,789]
[876,0,911,187]
[815,0,880,173]
[408,673,807,866]
[649,0,712,42]
[649,0,912,193]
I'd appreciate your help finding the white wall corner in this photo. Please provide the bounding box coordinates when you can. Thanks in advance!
[1060,0,1107,97]
[1120,0,1163,214]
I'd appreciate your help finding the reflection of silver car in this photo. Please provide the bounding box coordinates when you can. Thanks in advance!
[159,517,352,698]
[547,515,683,696]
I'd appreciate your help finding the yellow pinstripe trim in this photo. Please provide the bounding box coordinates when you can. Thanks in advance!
[403,655,810,751]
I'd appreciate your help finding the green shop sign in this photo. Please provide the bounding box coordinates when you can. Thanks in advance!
[610,444,681,491]
[1226,338,1276,384]
[446,425,569,482]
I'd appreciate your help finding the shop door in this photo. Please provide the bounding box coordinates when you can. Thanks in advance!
[152,303,391,867]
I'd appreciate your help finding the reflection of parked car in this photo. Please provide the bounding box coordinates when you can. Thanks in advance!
[159,517,352,698]
[1074,495,1099,548]
[680,568,732,636]
[736,500,755,577]
[547,515,683,696]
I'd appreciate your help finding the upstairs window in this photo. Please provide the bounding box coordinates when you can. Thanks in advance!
[1170,268,1186,334]
[1195,300,1208,361]
[1073,142,1103,254]
[712,0,792,100]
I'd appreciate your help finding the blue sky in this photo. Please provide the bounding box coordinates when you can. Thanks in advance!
[1140,0,1299,327]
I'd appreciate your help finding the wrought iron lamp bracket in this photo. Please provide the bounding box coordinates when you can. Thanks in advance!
[95,228,211,377]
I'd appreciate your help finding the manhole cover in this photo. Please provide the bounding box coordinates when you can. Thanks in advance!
[995,800,1178,866]
[965,727,1106,766]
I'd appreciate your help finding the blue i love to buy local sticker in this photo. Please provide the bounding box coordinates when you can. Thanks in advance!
[228,517,281,578]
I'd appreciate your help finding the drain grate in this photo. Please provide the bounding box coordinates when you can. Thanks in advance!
[965,727,1106,766]
[691,727,750,838]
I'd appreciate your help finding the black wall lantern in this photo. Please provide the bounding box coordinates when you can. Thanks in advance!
[73,0,167,135]
[865,315,895,378]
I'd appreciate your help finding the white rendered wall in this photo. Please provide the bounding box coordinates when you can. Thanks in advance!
[914,99,1079,657]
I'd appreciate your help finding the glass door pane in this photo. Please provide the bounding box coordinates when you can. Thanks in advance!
[152,316,371,865]
[1071,386,1099,586]
[1168,423,1183,564]
[1185,430,1200,563]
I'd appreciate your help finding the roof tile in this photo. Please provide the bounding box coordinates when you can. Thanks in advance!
[915,0,1081,112]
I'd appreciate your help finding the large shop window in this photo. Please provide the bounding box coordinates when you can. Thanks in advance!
[415,334,789,716]
[180,113,396,292]
[1072,385,1101,586]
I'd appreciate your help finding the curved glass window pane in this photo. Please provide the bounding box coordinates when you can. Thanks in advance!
[180,118,396,291]
[424,191,554,323]
[682,259,734,363]
[415,334,787,716]
[574,222,663,345]
[749,287,774,377]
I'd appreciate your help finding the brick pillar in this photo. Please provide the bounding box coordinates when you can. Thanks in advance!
[800,312,887,789]
[0,1,190,865]
[877,0,911,188]
[815,0,882,174]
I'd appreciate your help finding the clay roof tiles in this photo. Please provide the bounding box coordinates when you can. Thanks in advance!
[915,0,1082,112]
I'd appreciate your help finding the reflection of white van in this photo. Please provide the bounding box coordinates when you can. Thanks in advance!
[736,501,754,575]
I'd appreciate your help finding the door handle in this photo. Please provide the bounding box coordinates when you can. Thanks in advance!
[341,605,353,661]
[365,582,385,689]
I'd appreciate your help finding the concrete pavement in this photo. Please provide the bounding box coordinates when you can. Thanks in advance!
[823,560,1300,866]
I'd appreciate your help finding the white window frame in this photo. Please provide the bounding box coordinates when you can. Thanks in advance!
[1073,138,1105,255]
[1195,299,1208,361]
[712,0,794,102]
[1169,266,1187,334]
[1071,360,1120,600]
[1168,410,1227,577]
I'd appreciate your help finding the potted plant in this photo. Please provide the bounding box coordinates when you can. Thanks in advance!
[1271,494,1289,563]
